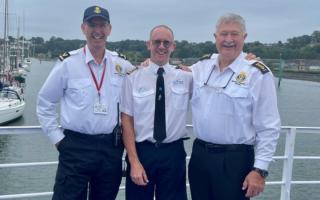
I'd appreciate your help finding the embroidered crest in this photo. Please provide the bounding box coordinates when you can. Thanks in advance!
[173,79,184,85]
[233,71,247,85]
[115,64,122,73]
[94,7,101,14]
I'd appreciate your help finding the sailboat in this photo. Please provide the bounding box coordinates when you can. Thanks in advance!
[0,0,25,124]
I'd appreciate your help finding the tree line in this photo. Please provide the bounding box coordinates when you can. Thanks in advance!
[28,30,320,62]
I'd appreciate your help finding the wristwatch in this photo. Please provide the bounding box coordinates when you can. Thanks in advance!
[252,167,269,178]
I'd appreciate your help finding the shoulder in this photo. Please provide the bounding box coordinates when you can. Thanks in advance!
[126,66,140,75]
[58,49,80,62]
[108,50,128,61]
[248,60,270,75]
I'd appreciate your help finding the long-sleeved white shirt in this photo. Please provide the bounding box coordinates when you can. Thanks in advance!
[191,52,281,170]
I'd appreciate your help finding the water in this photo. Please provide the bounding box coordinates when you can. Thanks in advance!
[0,59,320,200]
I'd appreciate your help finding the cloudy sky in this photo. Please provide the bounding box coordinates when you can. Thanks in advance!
[2,0,319,43]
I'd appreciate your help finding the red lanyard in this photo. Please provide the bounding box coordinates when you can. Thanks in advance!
[83,47,107,100]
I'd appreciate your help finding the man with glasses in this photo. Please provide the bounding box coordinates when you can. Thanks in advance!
[188,13,280,200]
[37,6,134,200]
[121,25,191,200]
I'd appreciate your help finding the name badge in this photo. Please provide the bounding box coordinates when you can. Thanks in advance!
[94,103,108,115]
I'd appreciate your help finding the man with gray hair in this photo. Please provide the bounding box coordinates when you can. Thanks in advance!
[188,13,280,200]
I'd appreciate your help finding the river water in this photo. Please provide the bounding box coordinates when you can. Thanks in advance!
[0,58,319,200]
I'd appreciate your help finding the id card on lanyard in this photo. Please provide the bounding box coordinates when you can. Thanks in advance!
[84,47,108,115]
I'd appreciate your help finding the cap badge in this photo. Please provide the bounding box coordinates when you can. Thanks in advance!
[234,71,247,85]
[94,7,101,14]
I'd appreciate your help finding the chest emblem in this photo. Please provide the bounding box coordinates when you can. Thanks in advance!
[115,64,122,73]
[234,71,247,85]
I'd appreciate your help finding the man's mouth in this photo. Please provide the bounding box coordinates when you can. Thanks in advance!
[92,33,105,40]
[222,42,236,48]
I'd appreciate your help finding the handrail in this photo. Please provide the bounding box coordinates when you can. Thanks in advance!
[1,125,320,200]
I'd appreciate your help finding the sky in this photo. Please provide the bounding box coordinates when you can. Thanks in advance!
[1,0,319,43]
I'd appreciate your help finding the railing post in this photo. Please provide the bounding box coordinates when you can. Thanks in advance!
[280,128,296,200]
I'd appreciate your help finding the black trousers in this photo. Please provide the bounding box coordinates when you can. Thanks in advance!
[188,139,254,200]
[52,130,124,200]
[125,140,187,200]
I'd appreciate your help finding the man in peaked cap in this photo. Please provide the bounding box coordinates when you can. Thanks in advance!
[37,5,135,200]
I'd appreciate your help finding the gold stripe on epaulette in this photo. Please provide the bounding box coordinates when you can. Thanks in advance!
[251,61,270,74]
[199,54,212,61]
[58,52,70,61]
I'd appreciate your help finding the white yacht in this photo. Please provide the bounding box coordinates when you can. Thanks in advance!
[0,88,25,124]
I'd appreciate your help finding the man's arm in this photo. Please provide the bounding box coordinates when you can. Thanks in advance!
[36,61,66,147]
[243,71,281,198]
[122,113,149,185]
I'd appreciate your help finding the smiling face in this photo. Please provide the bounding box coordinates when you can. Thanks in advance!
[147,26,176,66]
[214,21,247,65]
[81,17,112,51]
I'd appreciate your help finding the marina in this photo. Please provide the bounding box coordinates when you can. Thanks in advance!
[0,59,319,199]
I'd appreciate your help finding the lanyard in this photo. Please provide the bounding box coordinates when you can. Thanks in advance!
[83,47,107,102]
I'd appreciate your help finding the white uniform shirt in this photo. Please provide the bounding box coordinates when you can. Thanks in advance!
[191,52,281,170]
[121,62,193,143]
[37,45,134,144]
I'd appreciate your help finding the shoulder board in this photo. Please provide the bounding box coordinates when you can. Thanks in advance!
[199,53,212,61]
[126,66,139,75]
[58,52,70,61]
[251,61,270,74]
[118,53,127,60]
[110,51,127,60]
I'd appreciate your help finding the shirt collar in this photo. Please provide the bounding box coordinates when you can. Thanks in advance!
[84,45,107,66]
[216,51,245,74]
[149,61,171,75]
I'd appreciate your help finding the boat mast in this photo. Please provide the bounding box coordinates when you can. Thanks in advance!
[2,0,9,79]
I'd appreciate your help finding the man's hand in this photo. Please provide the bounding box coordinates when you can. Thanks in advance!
[242,170,265,198]
[245,53,261,61]
[55,141,61,149]
[140,58,150,67]
[130,160,149,186]
[177,64,192,72]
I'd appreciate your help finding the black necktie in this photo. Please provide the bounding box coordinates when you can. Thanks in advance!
[154,67,166,142]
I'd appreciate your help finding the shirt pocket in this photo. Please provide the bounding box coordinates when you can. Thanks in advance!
[133,89,155,113]
[67,79,92,107]
[171,86,189,110]
[110,76,123,102]
[221,85,250,115]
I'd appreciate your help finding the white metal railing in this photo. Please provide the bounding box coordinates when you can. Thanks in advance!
[1,125,320,200]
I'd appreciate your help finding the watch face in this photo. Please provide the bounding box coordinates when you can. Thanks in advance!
[254,168,268,178]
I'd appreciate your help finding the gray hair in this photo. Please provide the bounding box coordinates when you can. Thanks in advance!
[149,25,174,40]
[216,13,246,33]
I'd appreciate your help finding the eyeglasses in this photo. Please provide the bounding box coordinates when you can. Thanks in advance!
[203,64,235,91]
[151,40,172,48]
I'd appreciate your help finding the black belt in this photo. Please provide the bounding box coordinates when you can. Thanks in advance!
[64,129,113,140]
[137,138,188,148]
[195,138,253,152]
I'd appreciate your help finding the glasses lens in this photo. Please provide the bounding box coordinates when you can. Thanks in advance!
[152,40,171,48]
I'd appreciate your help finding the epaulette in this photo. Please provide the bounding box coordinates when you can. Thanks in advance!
[58,52,70,61]
[126,66,139,75]
[251,61,270,74]
[199,54,212,61]
[118,53,127,60]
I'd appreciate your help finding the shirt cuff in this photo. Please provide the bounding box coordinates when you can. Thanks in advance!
[47,128,65,145]
[254,159,270,170]
[120,106,133,117]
